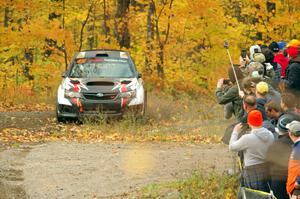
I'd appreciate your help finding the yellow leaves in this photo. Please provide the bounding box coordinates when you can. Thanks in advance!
[0,128,50,143]
[1,0,299,99]
[0,124,222,146]
[0,102,54,112]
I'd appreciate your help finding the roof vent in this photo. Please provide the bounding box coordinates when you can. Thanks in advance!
[96,53,109,57]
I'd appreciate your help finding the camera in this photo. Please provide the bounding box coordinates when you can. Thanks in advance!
[241,49,247,60]
[223,79,231,84]
[254,48,260,53]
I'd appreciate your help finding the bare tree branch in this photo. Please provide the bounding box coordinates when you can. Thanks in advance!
[163,0,173,46]
[78,2,95,51]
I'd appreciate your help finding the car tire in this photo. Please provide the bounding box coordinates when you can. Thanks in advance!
[141,91,147,116]
[133,91,147,120]
[56,105,65,123]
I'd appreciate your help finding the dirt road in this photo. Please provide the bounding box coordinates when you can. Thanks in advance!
[0,111,57,132]
[0,110,234,198]
[0,142,234,199]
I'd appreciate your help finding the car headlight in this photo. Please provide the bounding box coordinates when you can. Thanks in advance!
[117,90,136,99]
[64,90,82,98]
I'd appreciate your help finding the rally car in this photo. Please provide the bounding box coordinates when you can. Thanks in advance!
[56,50,146,122]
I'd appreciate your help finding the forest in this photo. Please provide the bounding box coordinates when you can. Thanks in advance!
[1,0,300,101]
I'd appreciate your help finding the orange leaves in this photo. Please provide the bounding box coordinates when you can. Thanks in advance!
[0,125,222,146]
[0,128,50,144]
[1,0,299,99]
[0,102,54,112]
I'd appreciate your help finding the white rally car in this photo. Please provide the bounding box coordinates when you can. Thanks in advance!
[56,50,146,122]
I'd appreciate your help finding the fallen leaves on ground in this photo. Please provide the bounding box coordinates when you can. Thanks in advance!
[0,102,54,112]
[0,126,222,146]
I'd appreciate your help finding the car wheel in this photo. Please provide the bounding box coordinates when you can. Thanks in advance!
[141,91,147,116]
[134,91,147,120]
[56,105,65,123]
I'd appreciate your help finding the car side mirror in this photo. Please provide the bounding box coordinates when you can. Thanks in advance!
[137,73,142,78]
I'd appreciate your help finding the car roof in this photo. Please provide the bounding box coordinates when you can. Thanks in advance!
[76,50,130,59]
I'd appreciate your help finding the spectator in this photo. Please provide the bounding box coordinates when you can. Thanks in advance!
[255,82,269,120]
[248,53,265,77]
[286,121,300,198]
[216,66,244,121]
[281,92,298,115]
[264,46,281,88]
[240,95,268,123]
[295,101,300,118]
[265,100,283,127]
[286,39,300,49]
[284,46,300,96]
[270,41,289,78]
[241,77,261,96]
[266,115,295,199]
[242,74,281,105]
[239,95,275,134]
[229,110,274,192]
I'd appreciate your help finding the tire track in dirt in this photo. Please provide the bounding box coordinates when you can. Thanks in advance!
[0,146,30,199]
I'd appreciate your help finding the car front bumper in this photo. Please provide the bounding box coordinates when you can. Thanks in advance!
[57,98,142,119]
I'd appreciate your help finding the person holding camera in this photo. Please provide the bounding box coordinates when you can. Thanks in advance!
[216,66,244,121]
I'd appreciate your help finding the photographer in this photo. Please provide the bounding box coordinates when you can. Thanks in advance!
[216,66,244,121]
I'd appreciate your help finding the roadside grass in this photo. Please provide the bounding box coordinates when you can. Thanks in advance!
[133,171,238,199]
[0,85,56,112]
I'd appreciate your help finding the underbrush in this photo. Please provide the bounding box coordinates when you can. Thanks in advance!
[136,172,239,199]
[0,85,56,112]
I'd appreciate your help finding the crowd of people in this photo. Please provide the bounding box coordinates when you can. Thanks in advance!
[216,39,300,199]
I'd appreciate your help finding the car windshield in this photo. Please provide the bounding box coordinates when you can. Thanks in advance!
[69,58,134,78]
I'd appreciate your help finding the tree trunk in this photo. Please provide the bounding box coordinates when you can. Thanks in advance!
[4,4,13,28]
[23,48,34,81]
[79,3,93,51]
[115,0,130,48]
[88,5,96,50]
[4,7,9,27]
[145,2,155,73]
[103,0,110,41]
[153,0,173,79]
[157,45,164,79]
[62,0,68,71]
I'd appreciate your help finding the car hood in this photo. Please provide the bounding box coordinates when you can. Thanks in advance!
[63,77,138,93]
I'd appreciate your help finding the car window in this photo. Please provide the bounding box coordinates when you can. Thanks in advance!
[69,58,134,78]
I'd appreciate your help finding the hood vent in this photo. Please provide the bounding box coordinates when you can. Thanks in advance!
[121,80,132,84]
[87,81,114,86]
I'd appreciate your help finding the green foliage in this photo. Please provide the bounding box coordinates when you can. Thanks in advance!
[140,172,239,199]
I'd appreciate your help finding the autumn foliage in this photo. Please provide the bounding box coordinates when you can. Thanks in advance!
[1,0,300,100]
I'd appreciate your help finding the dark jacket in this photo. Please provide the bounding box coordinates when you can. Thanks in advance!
[256,98,268,119]
[285,56,300,92]
[216,85,243,120]
[266,134,293,199]
[240,107,268,124]
[266,134,293,179]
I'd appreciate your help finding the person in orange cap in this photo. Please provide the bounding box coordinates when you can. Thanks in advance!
[229,109,274,192]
